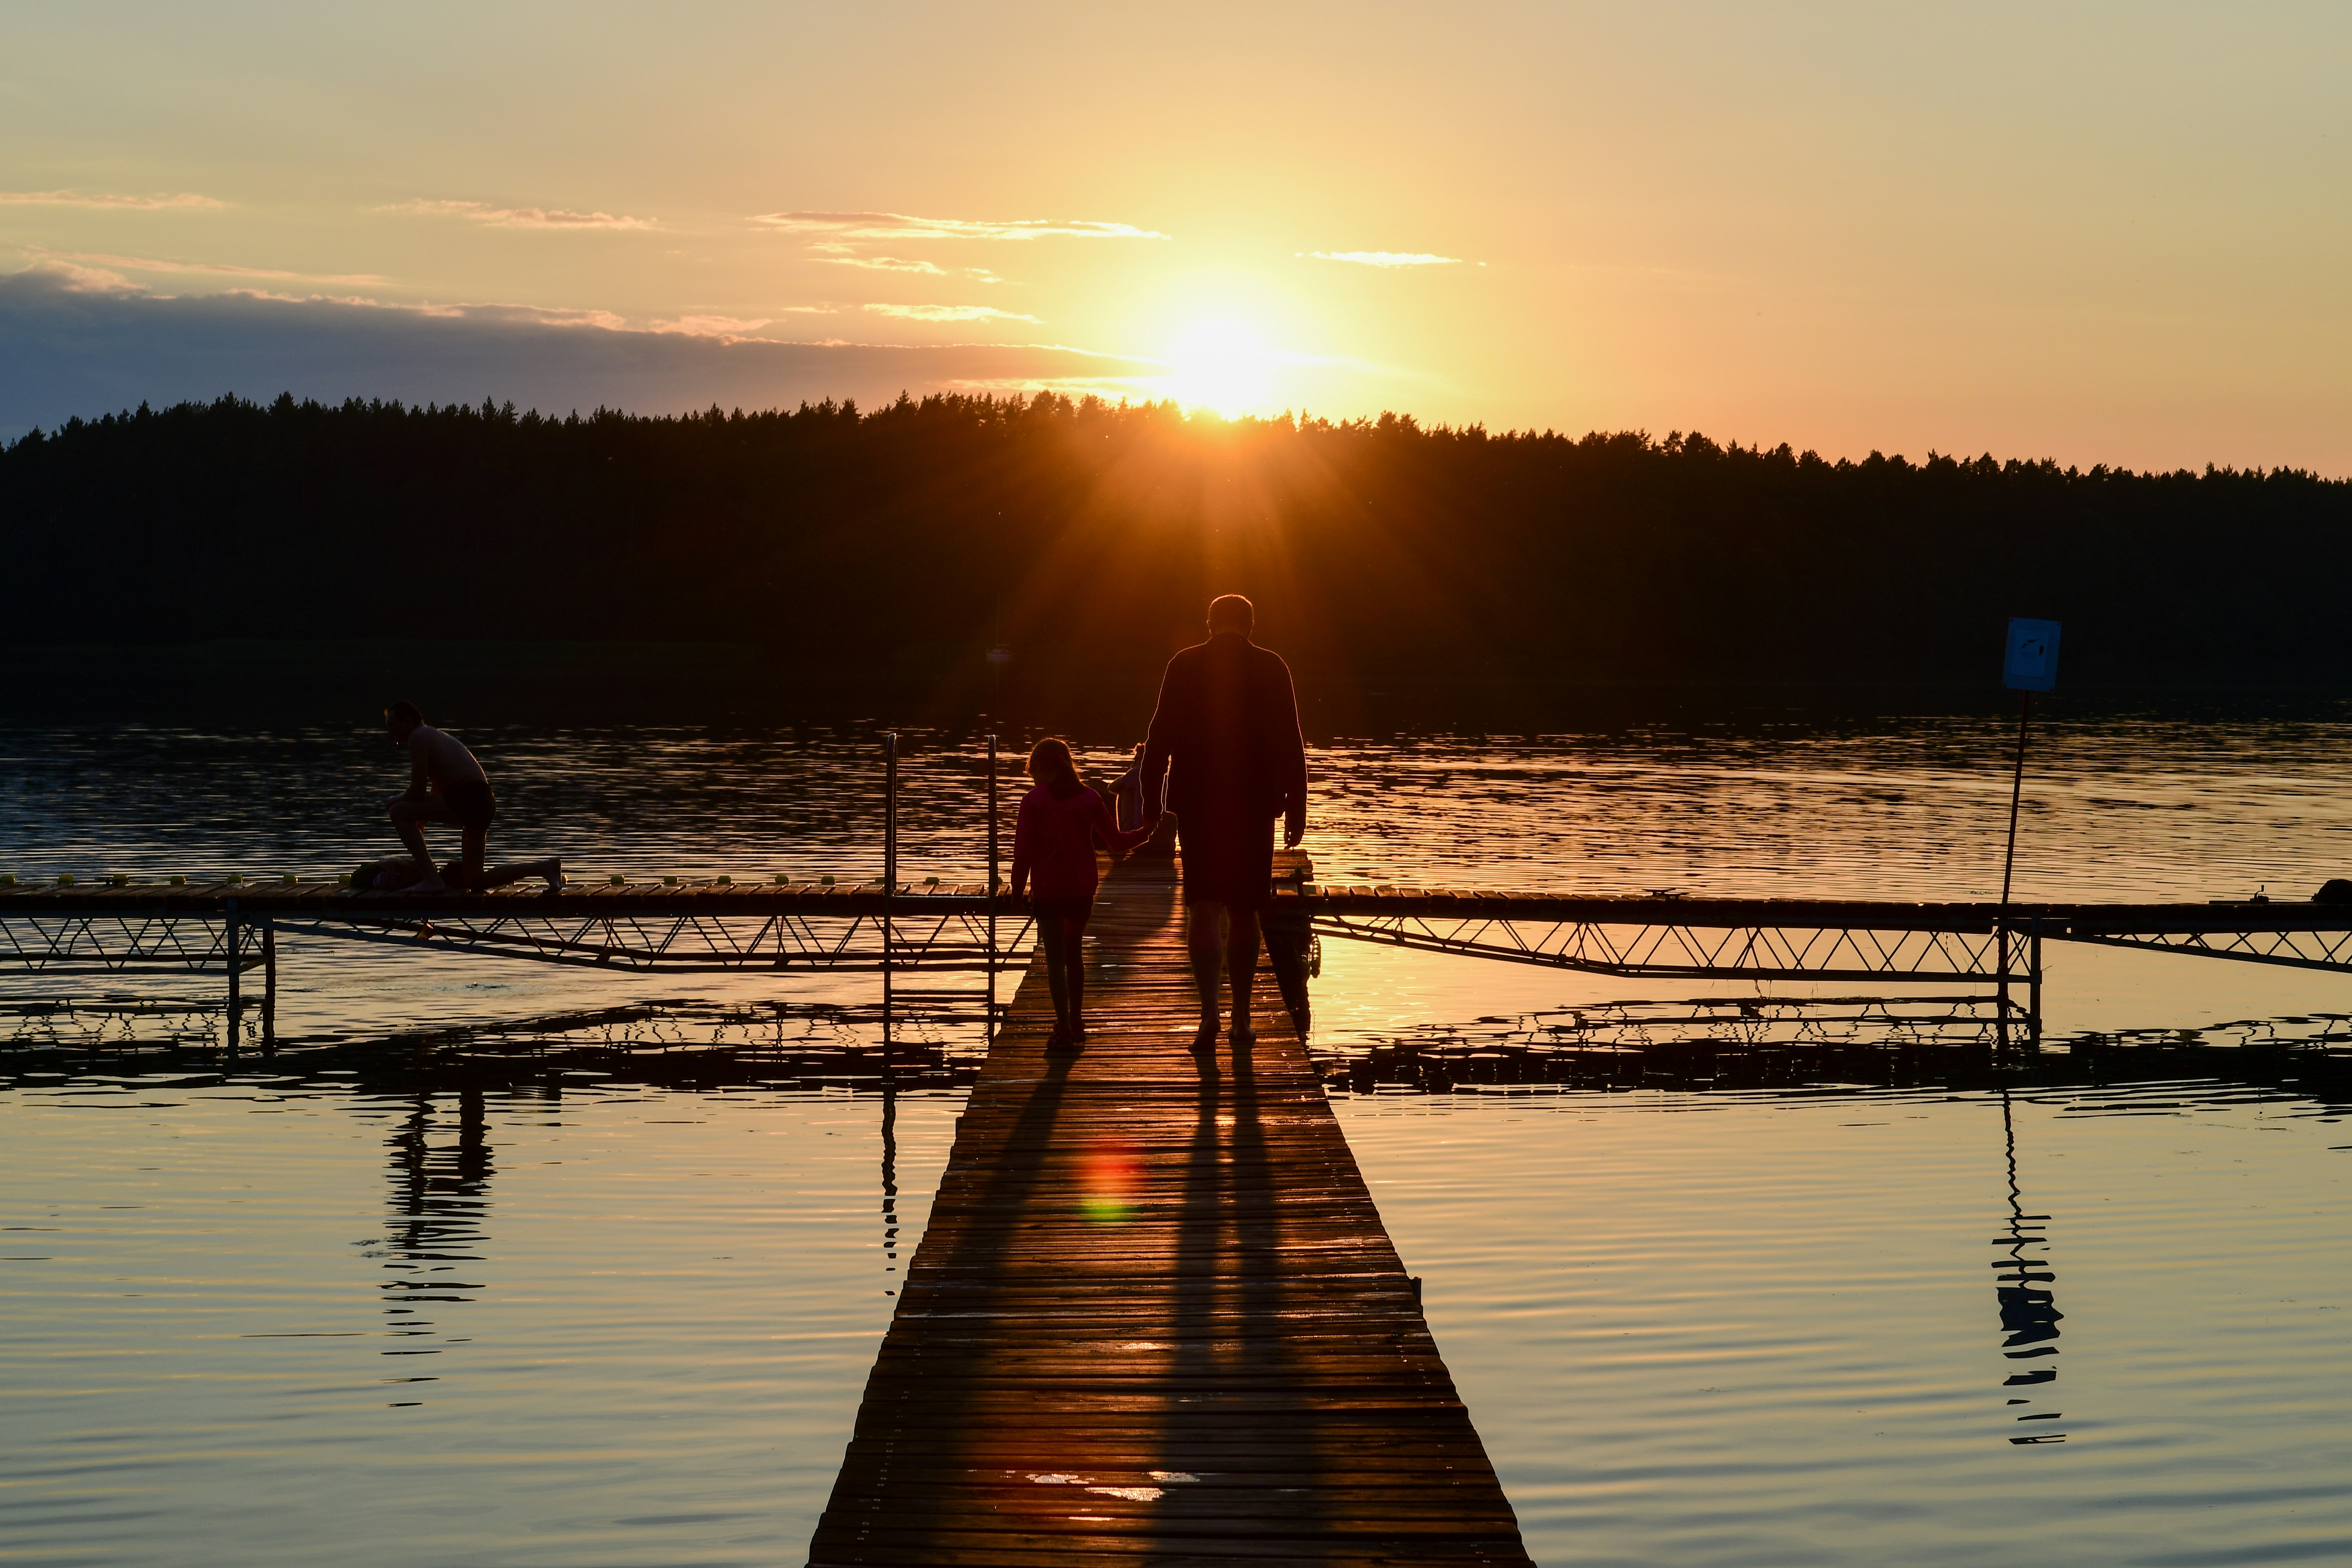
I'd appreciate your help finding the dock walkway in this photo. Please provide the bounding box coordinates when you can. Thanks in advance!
[807,857,1533,1566]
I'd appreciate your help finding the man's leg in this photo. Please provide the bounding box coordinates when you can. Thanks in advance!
[1227,906,1263,1040]
[388,798,442,880]
[1185,900,1226,1043]
[476,858,564,891]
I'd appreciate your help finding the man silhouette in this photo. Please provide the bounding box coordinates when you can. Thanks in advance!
[1139,594,1308,1052]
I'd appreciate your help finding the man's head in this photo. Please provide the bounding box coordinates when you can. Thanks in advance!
[1206,594,1255,637]
[385,699,424,741]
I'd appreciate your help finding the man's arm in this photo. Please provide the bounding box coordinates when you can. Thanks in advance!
[1137,658,1182,822]
[1091,792,1157,856]
[1271,658,1308,848]
[405,734,434,800]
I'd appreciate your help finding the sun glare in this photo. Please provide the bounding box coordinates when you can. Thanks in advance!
[1165,319,1275,417]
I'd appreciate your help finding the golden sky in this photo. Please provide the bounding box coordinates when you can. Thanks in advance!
[4,2,2348,469]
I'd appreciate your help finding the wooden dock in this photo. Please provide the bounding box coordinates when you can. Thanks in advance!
[806,856,1534,1567]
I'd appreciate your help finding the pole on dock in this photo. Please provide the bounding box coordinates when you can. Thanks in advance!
[986,730,999,1043]
[262,920,277,1052]
[1999,691,2033,911]
[1995,618,2060,1048]
[883,732,897,1044]
[224,898,241,1050]
[1995,694,2030,1043]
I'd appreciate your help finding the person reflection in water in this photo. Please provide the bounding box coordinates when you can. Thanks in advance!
[1010,738,1155,1054]
[1138,594,1309,1056]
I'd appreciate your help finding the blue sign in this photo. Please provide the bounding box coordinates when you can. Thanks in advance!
[2004,618,2061,692]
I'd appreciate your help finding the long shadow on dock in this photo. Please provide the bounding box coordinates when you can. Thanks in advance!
[807,860,1530,1566]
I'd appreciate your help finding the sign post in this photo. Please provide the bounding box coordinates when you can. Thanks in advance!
[1998,618,2060,1040]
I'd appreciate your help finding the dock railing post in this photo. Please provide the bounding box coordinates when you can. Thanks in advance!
[986,730,999,1044]
[224,898,241,1051]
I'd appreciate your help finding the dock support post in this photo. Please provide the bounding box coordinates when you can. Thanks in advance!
[224,899,241,1051]
[2028,923,2043,1050]
[986,730,998,1043]
[262,920,277,1051]
[1994,920,2009,1049]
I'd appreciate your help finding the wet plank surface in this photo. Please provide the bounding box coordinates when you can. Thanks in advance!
[807,857,1533,1567]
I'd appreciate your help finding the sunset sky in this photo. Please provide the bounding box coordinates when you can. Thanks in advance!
[4,2,2348,470]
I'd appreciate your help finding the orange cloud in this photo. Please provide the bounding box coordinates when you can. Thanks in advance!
[28,248,387,286]
[863,303,1040,323]
[755,210,1164,242]
[1308,251,1466,268]
[649,314,774,337]
[389,199,656,231]
[825,256,947,274]
[0,190,227,210]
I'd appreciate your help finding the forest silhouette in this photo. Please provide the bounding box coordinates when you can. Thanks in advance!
[5,391,2346,723]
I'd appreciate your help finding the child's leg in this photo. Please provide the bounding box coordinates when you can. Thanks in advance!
[1040,915,1074,1032]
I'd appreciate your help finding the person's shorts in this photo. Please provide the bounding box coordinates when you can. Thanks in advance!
[1031,894,1096,923]
[1177,813,1275,911]
[440,779,497,832]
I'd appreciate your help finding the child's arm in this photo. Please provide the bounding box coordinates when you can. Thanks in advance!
[1009,794,1035,898]
[1092,793,1157,856]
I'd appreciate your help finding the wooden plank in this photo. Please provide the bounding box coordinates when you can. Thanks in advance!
[807,858,1533,1566]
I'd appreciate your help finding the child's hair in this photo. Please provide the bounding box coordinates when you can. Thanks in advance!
[386,699,424,728]
[1026,737,1080,788]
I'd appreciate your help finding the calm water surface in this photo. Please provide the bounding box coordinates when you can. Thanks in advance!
[7,717,2352,1565]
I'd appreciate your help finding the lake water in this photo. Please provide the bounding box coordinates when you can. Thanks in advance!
[7,715,2352,1565]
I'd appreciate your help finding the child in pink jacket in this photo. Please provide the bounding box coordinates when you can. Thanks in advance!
[1010,738,1155,1053]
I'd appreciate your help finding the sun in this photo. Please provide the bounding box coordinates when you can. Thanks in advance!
[1165,319,1275,417]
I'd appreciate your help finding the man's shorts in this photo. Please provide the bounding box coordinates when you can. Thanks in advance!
[441,779,497,832]
[1176,812,1275,912]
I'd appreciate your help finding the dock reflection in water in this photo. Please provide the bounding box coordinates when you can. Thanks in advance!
[1995,1089,2066,1443]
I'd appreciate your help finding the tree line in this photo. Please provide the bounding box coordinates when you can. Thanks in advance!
[4,390,2346,721]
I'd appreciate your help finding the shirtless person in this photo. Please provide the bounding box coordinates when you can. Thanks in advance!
[383,700,556,893]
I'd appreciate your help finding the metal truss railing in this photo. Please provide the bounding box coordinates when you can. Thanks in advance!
[1364,994,2021,1060]
[1311,910,2025,985]
[0,907,1034,977]
[2054,923,2352,975]
[0,909,266,976]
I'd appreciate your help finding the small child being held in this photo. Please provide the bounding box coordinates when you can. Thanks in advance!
[1009,738,1156,1053]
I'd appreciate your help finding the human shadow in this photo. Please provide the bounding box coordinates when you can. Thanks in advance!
[1146,1038,1332,1552]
